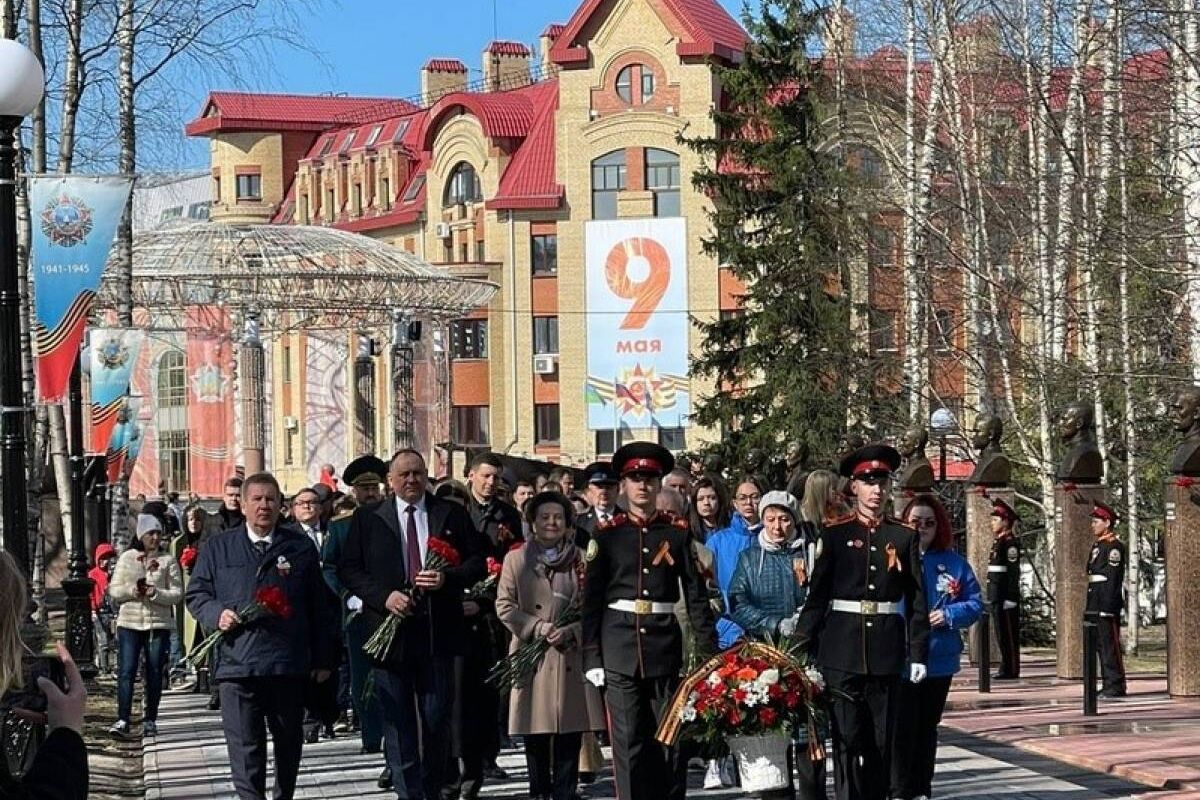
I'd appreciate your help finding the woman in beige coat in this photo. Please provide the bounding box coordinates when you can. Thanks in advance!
[497,491,604,800]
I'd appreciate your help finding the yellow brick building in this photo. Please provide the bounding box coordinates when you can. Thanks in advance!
[185,0,749,488]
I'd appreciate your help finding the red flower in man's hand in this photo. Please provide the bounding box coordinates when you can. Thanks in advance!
[427,538,461,568]
[946,577,961,599]
[486,557,502,577]
[254,585,292,619]
[180,547,198,570]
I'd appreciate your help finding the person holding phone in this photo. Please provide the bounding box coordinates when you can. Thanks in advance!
[0,551,89,800]
[108,513,184,737]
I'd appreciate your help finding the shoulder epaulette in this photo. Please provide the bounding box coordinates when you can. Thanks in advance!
[659,510,690,530]
[887,515,916,531]
[828,512,855,526]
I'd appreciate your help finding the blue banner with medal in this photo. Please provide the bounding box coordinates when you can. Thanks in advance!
[29,175,133,403]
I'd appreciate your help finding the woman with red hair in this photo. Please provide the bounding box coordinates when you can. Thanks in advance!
[891,494,982,800]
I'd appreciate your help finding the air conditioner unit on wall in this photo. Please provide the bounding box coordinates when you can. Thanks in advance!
[533,354,558,375]
[435,221,452,239]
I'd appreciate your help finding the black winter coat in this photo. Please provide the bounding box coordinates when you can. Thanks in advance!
[337,493,487,670]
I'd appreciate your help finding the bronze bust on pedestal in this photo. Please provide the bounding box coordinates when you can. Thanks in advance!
[1057,402,1103,483]
[895,426,935,492]
[1171,387,1200,477]
[969,414,1011,486]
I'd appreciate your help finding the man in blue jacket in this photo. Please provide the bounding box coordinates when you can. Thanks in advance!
[186,472,339,800]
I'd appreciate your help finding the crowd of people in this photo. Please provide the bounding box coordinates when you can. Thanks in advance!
[11,434,1127,800]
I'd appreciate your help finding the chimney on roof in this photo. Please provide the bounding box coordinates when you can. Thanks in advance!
[421,58,468,105]
[483,40,531,92]
[823,7,856,59]
[953,16,1002,71]
[539,24,565,72]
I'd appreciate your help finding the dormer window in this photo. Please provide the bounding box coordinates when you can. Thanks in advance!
[317,136,334,157]
[365,124,384,147]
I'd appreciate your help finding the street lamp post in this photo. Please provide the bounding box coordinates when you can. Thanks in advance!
[62,347,95,674]
[240,308,266,474]
[0,41,45,577]
[391,310,414,452]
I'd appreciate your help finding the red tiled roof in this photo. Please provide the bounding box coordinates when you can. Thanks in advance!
[425,58,468,73]
[485,40,531,57]
[185,91,414,136]
[551,0,747,65]
[541,23,566,39]
[488,82,562,210]
[421,82,545,148]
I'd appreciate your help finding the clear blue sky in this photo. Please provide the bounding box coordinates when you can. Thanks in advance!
[174,0,747,166]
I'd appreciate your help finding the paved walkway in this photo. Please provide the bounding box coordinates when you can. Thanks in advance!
[143,684,1159,800]
[941,657,1200,795]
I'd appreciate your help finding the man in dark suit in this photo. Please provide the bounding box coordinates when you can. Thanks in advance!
[185,473,339,800]
[448,453,524,798]
[574,461,620,549]
[339,449,486,800]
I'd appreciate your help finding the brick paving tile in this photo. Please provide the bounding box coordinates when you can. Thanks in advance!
[145,689,1160,799]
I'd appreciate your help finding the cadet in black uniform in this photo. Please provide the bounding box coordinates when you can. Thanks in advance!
[1086,502,1127,697]
[796,444,929,800]
[987,499,1022,680]
[581,442,716,800]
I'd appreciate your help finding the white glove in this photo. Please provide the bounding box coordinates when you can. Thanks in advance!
[585,668,606,688]
[1003,600,1018,610]
[778,616,797,637]
[910,663,927,684]
[346,595,363,613]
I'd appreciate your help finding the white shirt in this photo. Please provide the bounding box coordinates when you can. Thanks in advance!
[395,496,429,568]
[595,506,616,525]
[299,523,323,551]
[247,529,273,549]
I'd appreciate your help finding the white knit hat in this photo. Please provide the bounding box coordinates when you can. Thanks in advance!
[136,514,163,537]
[758,490,799,521]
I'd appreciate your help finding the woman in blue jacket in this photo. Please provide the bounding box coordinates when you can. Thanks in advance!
[891,494,983,800]
[728,490,825,800]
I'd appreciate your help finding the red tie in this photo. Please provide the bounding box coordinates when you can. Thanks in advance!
[405,505,421,582]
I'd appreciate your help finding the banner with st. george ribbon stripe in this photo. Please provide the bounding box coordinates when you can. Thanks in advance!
[87,328,144,455]
[29,175,133,403]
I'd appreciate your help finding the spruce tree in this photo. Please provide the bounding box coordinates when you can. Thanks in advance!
[686,0,863,470]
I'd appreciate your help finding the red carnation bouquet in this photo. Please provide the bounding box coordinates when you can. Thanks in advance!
[465,543,521,599]
[364,538,461,660]
[187,585,293,668]
[179,546,199,572]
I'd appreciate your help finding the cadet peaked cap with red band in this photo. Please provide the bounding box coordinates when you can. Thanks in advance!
[1091,502,1118,524]
[612,442,675,479]
[991,499,1018,524]
[838,444,901,479]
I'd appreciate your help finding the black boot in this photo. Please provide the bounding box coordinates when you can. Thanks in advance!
[378,767,393,789]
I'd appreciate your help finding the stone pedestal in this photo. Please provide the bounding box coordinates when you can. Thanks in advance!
[893,488,919,520]
[1164,479,1200,696]
[1055,483,1105,679]
[965,486,1010,665]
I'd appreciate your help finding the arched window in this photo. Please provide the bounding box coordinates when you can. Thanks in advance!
[443,161,482,207]
[156,349,189,493]
[157,350,187,408]
[645,148,681,217]
[616,64,656,104]
[591,150,627,220]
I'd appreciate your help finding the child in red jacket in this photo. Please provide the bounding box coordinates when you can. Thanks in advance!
[89,543,117,674]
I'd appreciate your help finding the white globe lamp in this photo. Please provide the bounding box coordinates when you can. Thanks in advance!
[0,39,45,119]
